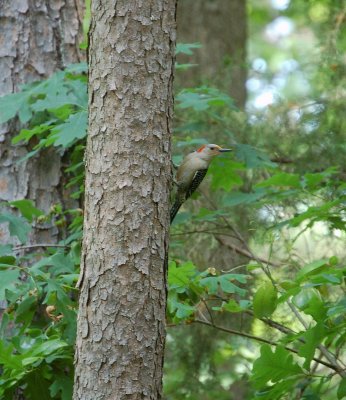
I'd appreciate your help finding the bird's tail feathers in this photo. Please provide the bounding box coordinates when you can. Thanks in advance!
[170,201,182,224]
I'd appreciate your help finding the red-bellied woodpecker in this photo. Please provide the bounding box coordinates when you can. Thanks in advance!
[170,144,232,223]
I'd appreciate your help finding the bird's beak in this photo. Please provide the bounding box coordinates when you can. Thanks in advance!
[219,148,232,152]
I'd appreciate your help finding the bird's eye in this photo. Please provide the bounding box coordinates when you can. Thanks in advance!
[210,147,215,150]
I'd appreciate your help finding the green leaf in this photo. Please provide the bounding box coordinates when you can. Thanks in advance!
[175,63,198,71]
[0,245,13,256]
[296,259,328,281]
[337,378,346,400]
[58,274,79,286]
[251,345,303,388]
[48,253,75,275]
[31,93,79,112]
[50,111,87,148]
[253,282,277,318]
[29,338,68,358]
[44,279,74,307]
[24,370,52,399]
[176,87,235,112]
[194,207,224,222]
[200,274,247,296]
[0,213,31,243]
[169,298,195,319]
[254,377,301,400]
[327,297,346,318]
[302,168,337,190]
[50,374,73,400]
[209,158,244,192]
[65,62,88,73]
[21,356,42,366]
[168,261,197,292]
[9,199,44,222]
[235,144,276,168]
[16,295,37,324]
[0,341,23,370]
[293,288,326,322]
[222,188,266,207]
[0,92,30,124]
[12,124,53,145]
[176,42,202,55]
[0,268,20,299]
[298,323,325,369]
[223,299,251,313]
[285,199,342,228]
[258,172,301,188]
[0,255,16,265]
[67,79,88,107]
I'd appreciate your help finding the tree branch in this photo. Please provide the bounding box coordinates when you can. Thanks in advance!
[14,243,69,251]
[215,235,281,268]
[194,319,337,372]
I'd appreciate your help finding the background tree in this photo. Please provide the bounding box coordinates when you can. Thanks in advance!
[177,0,247,108]
[73,0,176,398]
[0,0,84,244]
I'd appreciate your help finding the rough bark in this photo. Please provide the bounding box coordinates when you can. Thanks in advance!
[177,0,247,108]
[73,1,176,399]
[0,0,84,244]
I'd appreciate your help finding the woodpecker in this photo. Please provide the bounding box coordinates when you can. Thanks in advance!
[170,144,232,223]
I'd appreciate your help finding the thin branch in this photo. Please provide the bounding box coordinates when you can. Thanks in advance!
[215,235,281,268]
[14,243,69,251]
[171,229,225,237]
[194,319,337,372]
[201,298,214,325]
[287,300,346,377]
[200,190,346,377]
[245,310,296,336]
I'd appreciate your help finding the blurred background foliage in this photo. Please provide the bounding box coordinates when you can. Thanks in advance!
[0,0,345,399]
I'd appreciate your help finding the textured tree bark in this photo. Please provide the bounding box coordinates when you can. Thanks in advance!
[0,0,84,244]
[73,1,176,399]
[177,0,247,108]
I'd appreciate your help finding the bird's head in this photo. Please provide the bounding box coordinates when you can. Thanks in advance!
[196,144,232,161]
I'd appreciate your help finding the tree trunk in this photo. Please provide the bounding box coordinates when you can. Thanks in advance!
[0,0,84,244]
[177,0,247,108]
[73,1,176,399]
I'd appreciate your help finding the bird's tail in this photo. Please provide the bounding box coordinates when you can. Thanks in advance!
[170,201,182,224]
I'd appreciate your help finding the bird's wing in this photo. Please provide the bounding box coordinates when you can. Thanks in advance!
[185,169,208,200]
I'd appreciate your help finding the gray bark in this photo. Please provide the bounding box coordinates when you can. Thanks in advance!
[0,0,84,244]
[73,0,176,399]
[177,0,247,108]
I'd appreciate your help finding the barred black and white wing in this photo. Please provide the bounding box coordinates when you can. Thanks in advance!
[170,168,208,224]
[185,169,208,200]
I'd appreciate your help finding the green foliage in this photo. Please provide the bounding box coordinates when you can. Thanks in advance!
[176,43,202,55]
[0,213,31,244]
[0,63,88,159]
[167,261,249,323]
[0,201,80,399]
[252,345,304,388]
[176,86,236,112]
[253,281,277,318]
[9,200,44,222]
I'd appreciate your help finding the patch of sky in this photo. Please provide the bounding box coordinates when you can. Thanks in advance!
[252,58,267,73]
[271,0,290,11]
[265,17,294,41]
[246,78,262,92]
